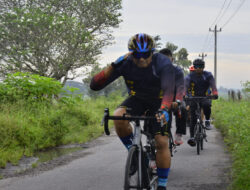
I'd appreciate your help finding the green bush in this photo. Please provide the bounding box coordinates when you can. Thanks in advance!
[0,92,124,168]
[0,72,62,102]
[0,72,125,167]
[212,99,250,190]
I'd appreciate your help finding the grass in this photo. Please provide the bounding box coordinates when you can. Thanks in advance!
[0,93,124,168]
[212,99,250,190]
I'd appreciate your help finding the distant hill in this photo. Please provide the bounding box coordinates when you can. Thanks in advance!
[63,80,88,95]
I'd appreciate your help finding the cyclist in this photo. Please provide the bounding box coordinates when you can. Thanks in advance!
[189,65,195,73]
[186,65,195,127]
[159,48,186,145]
[185,59,218,146]
[90,33,176,190]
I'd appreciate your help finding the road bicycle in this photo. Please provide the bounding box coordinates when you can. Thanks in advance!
[184,96,215,155]
[101,108,174,190]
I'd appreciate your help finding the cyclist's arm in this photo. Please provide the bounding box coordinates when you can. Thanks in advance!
[184,74,192,97]
[160,64,176,111]
[175,68,185,102]
[90,65,120,91]
[208,74,218,96]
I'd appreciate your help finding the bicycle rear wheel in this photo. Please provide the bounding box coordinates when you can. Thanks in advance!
[124,146,141,190]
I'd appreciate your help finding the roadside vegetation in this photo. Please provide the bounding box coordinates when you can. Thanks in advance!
[0,72,124,168]
[212,83,250,190]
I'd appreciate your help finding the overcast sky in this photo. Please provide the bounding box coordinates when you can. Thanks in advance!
[98,0,250,89]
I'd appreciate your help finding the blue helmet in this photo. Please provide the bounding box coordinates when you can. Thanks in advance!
[128,33,156,53]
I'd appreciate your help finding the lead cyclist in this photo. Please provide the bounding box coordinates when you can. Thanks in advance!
[90,33,176,190]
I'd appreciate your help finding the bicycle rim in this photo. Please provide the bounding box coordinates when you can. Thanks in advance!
[124,146,141,190]
[149,175,158,190]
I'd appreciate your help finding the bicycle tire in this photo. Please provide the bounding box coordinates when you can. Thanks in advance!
[169,133,174,157]
[195,124,201,155]
[201,127,204,150]
[124,146,142,190]
[196,137,200,155]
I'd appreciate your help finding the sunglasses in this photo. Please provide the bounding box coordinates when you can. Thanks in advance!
[194,64,204,69]
[132,51,152,59]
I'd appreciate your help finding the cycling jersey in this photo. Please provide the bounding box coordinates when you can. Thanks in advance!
[185,71,218,96]
[90,53,176,110]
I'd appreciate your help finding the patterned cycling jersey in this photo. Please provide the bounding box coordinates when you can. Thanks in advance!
[185,71,218,96]
[90,53,176,110]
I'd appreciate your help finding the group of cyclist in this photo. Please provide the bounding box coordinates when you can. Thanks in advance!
[90,33,218,190]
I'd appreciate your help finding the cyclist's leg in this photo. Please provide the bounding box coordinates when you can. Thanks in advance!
[114,96,145,150]
[201,99,212,129]
[188,101,197,146]
[155,134,170,189]
[175,103,187,134]
[201,99,212,120]
[145,99,171,189]
[174,105,187,145]
[189,101,197,137]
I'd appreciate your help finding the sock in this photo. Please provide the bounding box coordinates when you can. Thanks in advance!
[119,133,133,150]
[157,168,170,187]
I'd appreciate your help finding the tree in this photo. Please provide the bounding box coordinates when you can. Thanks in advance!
[153,35,162,50]
[165,42,191,74]
[165,42,178,53]
[0,0,122,84]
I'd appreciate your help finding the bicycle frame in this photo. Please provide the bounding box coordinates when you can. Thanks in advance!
[102,108,162,189]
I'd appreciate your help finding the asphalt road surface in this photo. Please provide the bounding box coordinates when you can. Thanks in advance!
[0,125,231,190]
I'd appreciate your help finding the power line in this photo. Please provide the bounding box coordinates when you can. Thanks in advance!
[221,0,246,28]
[201,32,214,53]
[216,0,233,25]
[210,0,228,28]
[200,32,210,52]
[201,0,229,53]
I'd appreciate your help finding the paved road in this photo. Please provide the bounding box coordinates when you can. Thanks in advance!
[0,126,231,190]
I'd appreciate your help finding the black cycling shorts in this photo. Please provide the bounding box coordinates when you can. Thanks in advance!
[118,96,168,136]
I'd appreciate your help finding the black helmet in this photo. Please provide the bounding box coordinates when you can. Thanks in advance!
[193,59,205,66]
[128,33,156,53]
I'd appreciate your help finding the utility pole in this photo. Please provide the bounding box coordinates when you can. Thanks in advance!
[209,25,221,86]
[199,53,207,60]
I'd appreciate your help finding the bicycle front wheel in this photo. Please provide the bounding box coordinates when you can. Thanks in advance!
[195,124,201,155]
[124,146,141,190]
[201,130,204,150]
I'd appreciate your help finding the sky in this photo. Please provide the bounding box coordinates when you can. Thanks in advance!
[97,0,250,89]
